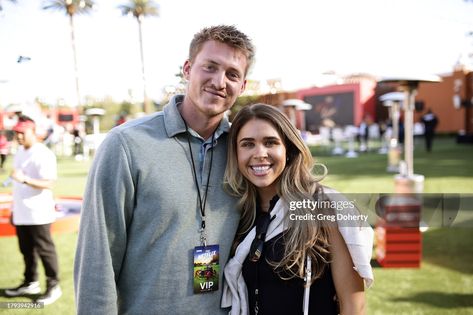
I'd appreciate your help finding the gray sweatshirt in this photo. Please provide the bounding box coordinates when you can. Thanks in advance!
[74,95,240,314]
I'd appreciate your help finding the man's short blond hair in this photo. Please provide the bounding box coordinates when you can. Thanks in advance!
[188,25,255,75]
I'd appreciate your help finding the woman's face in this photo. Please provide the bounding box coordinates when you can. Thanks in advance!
[236,118,287,197]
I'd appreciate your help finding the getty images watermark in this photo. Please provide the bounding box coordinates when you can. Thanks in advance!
[287,193,473,228]
[288,199,369,224]
[0,302,44,309]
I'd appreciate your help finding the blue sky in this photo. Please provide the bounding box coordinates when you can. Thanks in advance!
[1,0,473,107]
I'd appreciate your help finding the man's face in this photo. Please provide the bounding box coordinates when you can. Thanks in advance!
[183,40,247,119]
[15,128,35,148]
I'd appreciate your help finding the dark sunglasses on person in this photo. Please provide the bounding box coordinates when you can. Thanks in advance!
[249,212,273,262]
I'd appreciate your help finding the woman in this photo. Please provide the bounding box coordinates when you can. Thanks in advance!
[222,104,373,315]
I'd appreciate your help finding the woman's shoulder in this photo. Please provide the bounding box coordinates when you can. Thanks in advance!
[319,185,339,195]
[317,186,350,203]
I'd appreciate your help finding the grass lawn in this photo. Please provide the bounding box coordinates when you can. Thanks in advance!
[0,137,472,314]
[313,136,473,193]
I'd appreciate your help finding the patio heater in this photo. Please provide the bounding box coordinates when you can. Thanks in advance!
[379,92,404,172]
[376,76,440,268]
[85,108,106,135]
[378,76,441,193]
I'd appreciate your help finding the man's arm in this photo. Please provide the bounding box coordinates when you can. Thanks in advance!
[74,131,135,314]
[10,169,54,190]
[11,147,57,189]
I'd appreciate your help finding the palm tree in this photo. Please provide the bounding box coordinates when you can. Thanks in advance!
[0,0,16,12]
[118,0,159,113]
[43,0,94,108]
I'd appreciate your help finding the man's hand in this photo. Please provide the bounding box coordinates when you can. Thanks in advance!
[10,169,28,184]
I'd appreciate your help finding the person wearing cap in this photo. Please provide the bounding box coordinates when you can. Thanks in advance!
[4,115,61,305]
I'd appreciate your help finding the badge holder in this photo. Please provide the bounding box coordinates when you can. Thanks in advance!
[193,225,219,294]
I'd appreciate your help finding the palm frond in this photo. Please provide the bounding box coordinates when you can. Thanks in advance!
[43,0,94,16]
[118,0,159,18]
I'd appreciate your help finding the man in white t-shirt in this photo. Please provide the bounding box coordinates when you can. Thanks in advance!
[5,115,61,305]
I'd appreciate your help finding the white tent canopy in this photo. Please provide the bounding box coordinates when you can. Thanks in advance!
[282,99,312,110]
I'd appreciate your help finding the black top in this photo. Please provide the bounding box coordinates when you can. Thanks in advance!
[241,197,337,315]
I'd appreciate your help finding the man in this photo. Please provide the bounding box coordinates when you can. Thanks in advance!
[421,108,439,152]
[5,115,61,305]
[74,25,255,314]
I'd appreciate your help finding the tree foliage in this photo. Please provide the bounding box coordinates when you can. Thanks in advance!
[118,0,158,21]
[43,0,94,17]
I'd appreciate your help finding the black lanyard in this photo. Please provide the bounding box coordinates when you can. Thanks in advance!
[182,119,217,246]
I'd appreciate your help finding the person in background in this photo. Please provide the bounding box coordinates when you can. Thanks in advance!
[0,130,10,171]
[74,25,255,314]
[358,115,371,152]
[115,113,127,126]
[222,104,373,315]
[4,115,61,305]
[72,128,83,156]
[421,108,439,152]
